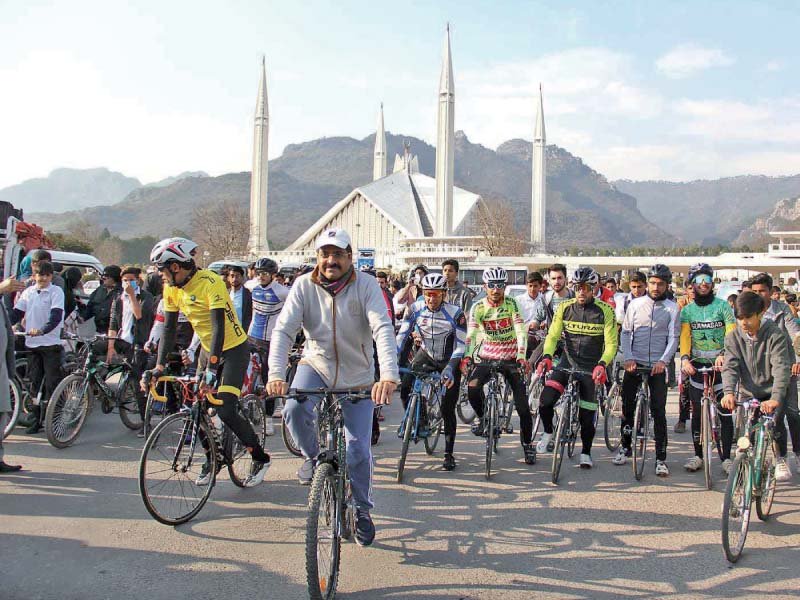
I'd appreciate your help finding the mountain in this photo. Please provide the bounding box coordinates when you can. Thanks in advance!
[144,171,209,188]
[29,132,673,251]
[734,195,800,248]
[614,175,800,246]
[0,167,141,214]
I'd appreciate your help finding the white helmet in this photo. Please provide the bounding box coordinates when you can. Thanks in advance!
[421,273,446,290]
[482,267,508,284]
[150,237,198,268]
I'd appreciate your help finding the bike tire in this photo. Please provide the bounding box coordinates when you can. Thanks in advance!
[713,408,724,461]
[44,374,90,449]
[484,398,495,480]
[755,444,777,521]
[702,395,713,490]
[2,378,22,440]
[424,394,443,455]
[306,462,341,600]
[228,394,267,487]
[721,453,751,563]
[138,411,216,526]
[143,390,171,439]
[457,377,475,424]
[567,398,578,459]
[280,413,304,457]
[603,382,622,452]
[551,400,568,484]
[528,377,542,440]
[397,395,416,483]
[632,395,648,481]
[501,383,514,433]
[118,374,144,431]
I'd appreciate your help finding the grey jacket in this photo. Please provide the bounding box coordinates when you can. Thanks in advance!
[0,303,15,413]
[621,295,680,366]
[722,319,793,408]
[445,281,476,315]
[268,268,400,388]
[764,299,800,360]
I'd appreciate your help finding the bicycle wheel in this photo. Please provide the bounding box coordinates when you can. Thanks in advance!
[397,395,416,483]
[228,394,267,487]
[604,382,622,452]
[755,444,777,520]
[632,394,649,481]
[456,378,475,424]
[528,376,543,440]
[2,379,21,440]
[306,462,341,600]
[501,383,514,434]
[424,392,443,455]
[702,395,713,490]
[551,399,568,484]
[143,390,171,439]
[567,399,578,459]
[721,453,751,563]
[281,414,303,457]
[118,374,144,431]
[138,411,216,526]
[44,374,91,449]
[485,394,495,480]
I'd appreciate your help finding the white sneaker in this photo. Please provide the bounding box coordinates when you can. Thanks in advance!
[684,456,704,472]
[536,432,553,454]
[612,447,628,465]
[243,459,271,488]
[195,462,212,486]
[580,453,593,469]
[264,418,275,437]
[655,460,669,477]
[298,458,315,485]
[775,457,792,482]
[721,458,733,476]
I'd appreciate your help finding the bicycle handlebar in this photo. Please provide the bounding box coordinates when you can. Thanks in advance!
[399,367,442,380]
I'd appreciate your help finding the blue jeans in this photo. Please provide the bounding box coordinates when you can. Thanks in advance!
[284,364,375,510]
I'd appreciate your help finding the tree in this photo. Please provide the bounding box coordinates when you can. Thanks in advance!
[191,199,249,261]
[475,199,528,256]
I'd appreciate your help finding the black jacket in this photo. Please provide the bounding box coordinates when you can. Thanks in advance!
[81,284,121,333]
[238,286,253,333]
[109,289,155,347]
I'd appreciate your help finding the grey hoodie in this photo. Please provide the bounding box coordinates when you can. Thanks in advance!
[722,318,793,408]
[268,268,400,388]
[764,298,800,360]
[445,280,476,315]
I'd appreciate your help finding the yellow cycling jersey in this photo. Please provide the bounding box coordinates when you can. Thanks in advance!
[162,269,246,353]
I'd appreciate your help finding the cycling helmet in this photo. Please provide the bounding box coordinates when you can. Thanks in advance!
[150,237,198,268]
[482,267,508,284]
[687,262,714,283]
[421,273,447,290]
[647,263,673,283]
[254,257,279,274]
[570,267,600,287]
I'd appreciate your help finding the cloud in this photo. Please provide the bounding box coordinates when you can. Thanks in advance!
[765,60,783,72]
[673,97,800,143]
[656,44,735,79]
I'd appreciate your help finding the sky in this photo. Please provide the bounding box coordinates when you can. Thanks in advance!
[1,0,798,189]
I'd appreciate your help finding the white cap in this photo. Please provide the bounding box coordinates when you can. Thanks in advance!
[315,228,352,250]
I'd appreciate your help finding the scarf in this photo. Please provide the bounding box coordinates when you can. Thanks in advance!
[695,291,715,306]
[318,266,354,297]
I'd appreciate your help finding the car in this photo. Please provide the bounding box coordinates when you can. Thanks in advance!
[208,259,251,275]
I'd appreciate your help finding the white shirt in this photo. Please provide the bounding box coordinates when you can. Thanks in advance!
[119,292,139,345]
[518,292,545,325]
[15,283,65,348]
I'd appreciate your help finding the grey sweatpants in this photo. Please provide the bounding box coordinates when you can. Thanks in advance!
[283,364,375,510]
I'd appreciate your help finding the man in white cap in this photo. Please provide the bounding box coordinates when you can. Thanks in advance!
[267,227,399,547]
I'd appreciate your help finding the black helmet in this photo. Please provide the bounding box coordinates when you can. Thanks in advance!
[254,258,279,274]
[647,263,672,284]
[569,267,599,287]
[687,263,713,283]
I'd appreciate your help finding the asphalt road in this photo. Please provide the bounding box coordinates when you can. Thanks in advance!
[2,393,800,600]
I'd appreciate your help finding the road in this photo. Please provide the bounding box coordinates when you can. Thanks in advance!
[2,393,800,600]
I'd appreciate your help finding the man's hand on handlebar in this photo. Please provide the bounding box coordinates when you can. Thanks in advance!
[721,393,736,411]
[266,379,289,397]
[372,380,397,406]
[140,366,164,392]
[760,399,780,414]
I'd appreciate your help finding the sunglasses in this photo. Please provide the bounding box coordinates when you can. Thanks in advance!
[693,275,713,285]
[486,282,506,290]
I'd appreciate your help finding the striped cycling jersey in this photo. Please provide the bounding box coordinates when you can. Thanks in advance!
[465,297,527,361]
[395,299,467,365]
[248,281,290,342]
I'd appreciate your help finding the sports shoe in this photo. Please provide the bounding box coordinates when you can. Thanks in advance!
[612,447,629,465]
[775,457,792,482]
[580,453,593,469]
[243,458,271,487]
[536,432,553,454]
[298,458,315,485]
[673,421,686,434]
[655,460,669,477]
[721,458,733,475]
[264,419,275,436]
[684,456,704,472]
[195,462,212,486]
[355,509,375,547]
[794,452,800,470]
[471,422,486,437]
[442,454,456,471]
[523,443,537,465]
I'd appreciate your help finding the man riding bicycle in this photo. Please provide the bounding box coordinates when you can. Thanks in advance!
[613,264,679,476]
[461,267,536,465]
[396,272,467,471]
[141,237,271,488]
[536,267,618,469]
[266,228,398,547]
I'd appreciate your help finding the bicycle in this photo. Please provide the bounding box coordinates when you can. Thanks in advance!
[550,368,589,484]
[282,387,372,600]
[697,366,725,490]
[603,362,624,452]
[138,375,267,525]
[456,376,476,424]
[280,347,306,457]
[396,368,444,483]
[1,378,23,440]
[721,398,777,563]
[631,367,654,481]
[476,360,513,480]
[498,377,514,434]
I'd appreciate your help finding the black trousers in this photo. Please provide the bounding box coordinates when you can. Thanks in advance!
[621,369,669,461]
[467,362,531,445]
[539,369,598,455]
[248,337,275,416]
[28,344,64,408]
[685,371,733,461]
